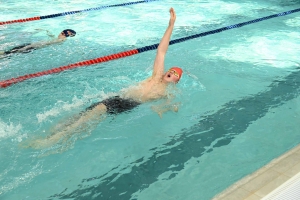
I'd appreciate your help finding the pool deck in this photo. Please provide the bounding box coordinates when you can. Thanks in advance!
[212,144,300,200]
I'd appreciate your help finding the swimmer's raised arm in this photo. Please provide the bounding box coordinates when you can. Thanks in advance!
[152,7,176,80]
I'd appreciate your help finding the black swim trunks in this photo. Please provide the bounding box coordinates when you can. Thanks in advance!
[4,43,35,55]
[86,96,141,114]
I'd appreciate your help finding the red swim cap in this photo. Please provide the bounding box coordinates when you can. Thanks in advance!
[169,67,183,80]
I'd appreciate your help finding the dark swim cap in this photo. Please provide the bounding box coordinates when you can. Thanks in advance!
[62,29,76,37]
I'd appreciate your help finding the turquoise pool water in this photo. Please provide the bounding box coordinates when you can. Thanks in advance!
[0,0,300,199]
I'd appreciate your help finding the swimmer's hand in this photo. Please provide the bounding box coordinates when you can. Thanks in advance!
[169,7,176,26]
[173,104,179,112]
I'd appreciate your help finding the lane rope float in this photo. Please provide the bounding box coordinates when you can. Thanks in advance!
[0,8,299,88]
[0,0,158,26]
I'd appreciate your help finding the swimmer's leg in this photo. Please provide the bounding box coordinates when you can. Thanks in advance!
[27,103,108,149]
[0,51,11,59]
[2,43,34,56]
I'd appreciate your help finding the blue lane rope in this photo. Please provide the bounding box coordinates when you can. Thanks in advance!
[137,8,300,53]
[0,0,158,25]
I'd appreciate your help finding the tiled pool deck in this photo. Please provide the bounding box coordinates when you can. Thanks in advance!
[213,144,300,200]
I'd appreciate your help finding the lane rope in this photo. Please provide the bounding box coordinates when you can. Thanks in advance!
[0,0,158,26]
[1,8,299,88]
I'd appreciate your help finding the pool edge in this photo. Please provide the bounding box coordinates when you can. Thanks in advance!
[212,144,300,200]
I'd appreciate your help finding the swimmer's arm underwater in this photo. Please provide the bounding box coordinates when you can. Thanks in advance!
[151,96,180,118]
[14,39,66,53]
[34,29,56,38]
[151,102,180,118]
[45,30,55,38]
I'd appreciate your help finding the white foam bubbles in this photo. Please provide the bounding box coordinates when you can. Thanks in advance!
[0,162,43,196]
[36,98,85,123]
[36,89,118,123]
[285,16,300,27]
[211,32,300,68]
[0,119,22,140]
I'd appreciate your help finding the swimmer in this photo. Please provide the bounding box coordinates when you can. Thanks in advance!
[0,29,76,55]
[27,8,182,149]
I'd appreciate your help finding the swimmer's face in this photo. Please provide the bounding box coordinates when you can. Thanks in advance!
[58,30,76,39]
[163,69,180,83]
[58,31,67,39]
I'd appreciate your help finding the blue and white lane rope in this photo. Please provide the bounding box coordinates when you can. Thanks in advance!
[137,8,300,53]
[0,0,158,25]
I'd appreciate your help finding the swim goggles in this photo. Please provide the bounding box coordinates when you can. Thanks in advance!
[168,69,179,78]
